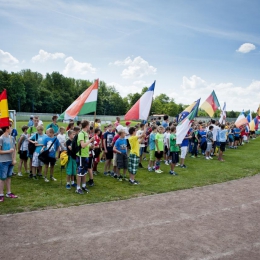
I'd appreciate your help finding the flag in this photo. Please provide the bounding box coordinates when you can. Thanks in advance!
[249,117,259,131]
[58,79,99,120]
[246,110,252,123]
[219,102,226,124]
[178,99,200,123]
[257,105,260,116]
[235,112,248,127]
[0,89,10,128]
[200,90,220,117]
[125,81,155,120]
[176,102,199,144]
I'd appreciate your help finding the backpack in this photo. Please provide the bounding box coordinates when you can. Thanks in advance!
[71,131,86,156]
[60,151,68,167]
[28,133,38,155]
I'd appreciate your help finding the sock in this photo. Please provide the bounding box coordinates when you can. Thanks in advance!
[71,181,74,185]
[82,183,86,188]
[7,192,11,194]
[77,185,80,190]
[0,194,4,196]
[33,174,36,177]
[67,182,70,185]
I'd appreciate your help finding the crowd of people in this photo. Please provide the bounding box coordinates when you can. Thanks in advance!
[0,114,256,201]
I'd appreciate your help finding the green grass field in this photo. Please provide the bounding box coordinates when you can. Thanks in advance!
[1,121,259,215]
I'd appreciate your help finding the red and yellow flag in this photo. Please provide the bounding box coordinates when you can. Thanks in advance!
[0,89,10,128]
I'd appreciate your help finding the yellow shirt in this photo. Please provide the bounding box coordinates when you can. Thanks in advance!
[129,135,140,157]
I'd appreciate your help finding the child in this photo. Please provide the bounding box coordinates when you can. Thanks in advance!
[191,126,200,158]
[0,126,17,202]
[41,128,60,182]
[103,124,115,176]
[29,125,46,179]
[169,126,179,175]
[148,126,157,172]
[113,129,128,181]
[164,127,170,165]
[206,126,214,160]
[136,124,146,168]
[233,126,241,149]
[100,125,107,162]
[180,133,190,168]
[17,125,30,176]
[75,120,95,194]
[199,125,207,156]
[228,126,234,148]
[155,126,165,173]
[128,126,146,184]
[112,127,121,178]
[93,128,101,175]
[65,130,77,189]
[57,127,67,156]
[218,125,228,162]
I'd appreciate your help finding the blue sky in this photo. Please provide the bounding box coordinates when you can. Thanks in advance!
[0,0,260,111]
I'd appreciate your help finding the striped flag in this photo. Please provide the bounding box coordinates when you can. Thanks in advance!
[235,111,248,127]
[200,90,220,117]
[219,102,226,124]
[59,79,99,120]
[0,89,10,128]
[178,99,200,123]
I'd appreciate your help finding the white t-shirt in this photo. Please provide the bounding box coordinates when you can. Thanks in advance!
[163,132,170,147]
[57,133,66,151]
[124,127,130,139]
[20,134,29,151]
[210,124,220,141]
[136,129,145,147]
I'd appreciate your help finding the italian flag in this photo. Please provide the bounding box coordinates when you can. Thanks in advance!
[200,90,220,118]
[0,89,10,128]
[59,79,99,120]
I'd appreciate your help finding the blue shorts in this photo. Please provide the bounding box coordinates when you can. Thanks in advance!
[76,156,89,176]
[139,147,144,156]
[0,161,14,180]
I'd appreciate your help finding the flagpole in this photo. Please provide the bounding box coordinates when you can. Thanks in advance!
[94,78,99,126]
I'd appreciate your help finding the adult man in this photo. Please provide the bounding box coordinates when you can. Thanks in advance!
[46,115,59,136]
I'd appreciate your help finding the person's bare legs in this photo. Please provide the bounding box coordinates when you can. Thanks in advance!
[6,178,11,193]
[44,164,48,179]
[0,180,4,195]
[50,166,54,178]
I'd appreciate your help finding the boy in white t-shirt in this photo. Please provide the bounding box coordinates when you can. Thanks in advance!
[57,127,67,157]
[163,127,170,165]
[136,123,145,168]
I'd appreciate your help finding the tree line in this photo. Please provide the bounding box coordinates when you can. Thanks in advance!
[0,69,246,118]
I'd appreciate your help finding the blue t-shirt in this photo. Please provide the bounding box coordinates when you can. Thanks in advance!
[28,120,33,127]
[30,134,47,154]
[181,135,189,147]
[11,129,18,140]
[115,138,127,154]
[218,130,227,142]
[149,132,156,150]
[199,130,207,144]
[43,137,60,158]
[234,128,240,137]
[161,121,169,128]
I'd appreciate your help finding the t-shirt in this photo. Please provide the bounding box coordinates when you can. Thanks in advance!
[77,131,89,157]
[218,129,228,142]
[11,128,18,140]
[46,123,59,134]
[0,135,15,162]
[199,130,207,144]
[206,131,213,143]
[170,133,179,152]
[43,137,60,158]
[124,127,130,139]
[115,138,127,154]
[210,124,220,141]
[94,134,101,147]
[103,131,115,151]
[149,132,156,150]
[136,129,145,148]
[163,132,170,146]
[30,133,47,154]
[19,133,29,151]
[234,128,241,137]
[155,133,164,152]
[161,121,169,128]
[57,134,66,151]
[181,135,189,147]
[129,135,140,157]
[228,129,234,137]
[193,130,199,143]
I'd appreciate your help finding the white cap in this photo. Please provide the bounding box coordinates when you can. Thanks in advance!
[116,125,124,133]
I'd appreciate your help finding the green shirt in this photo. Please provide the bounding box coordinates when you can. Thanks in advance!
[29,126,38,136]
[155,133,164,152]
[76,131,89,157]
[170,133,179,152]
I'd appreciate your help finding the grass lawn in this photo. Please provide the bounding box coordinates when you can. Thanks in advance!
[1,121,259,215]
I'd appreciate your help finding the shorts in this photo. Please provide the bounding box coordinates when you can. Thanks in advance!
[155,151,164,159]
[113,153,117,167]
[220,142,226,152]
[32,152,45,167]
[228,136,234,142]
[180,146,188,159]
[0,161,13,180]
[139,147,144,156]
[234,136,240,141]
[117,153,128,169]
[66,156,77,176]
[206,143,212,152]
[44,157,56,166]
[149,150,155,161]
[106,150,113,160]
[200,141,207,151]
[76,156,89,176]
[128,154,140,175]
[19,150,28,160]
[171,152,179,164]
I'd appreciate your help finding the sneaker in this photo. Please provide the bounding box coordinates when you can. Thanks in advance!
[190,156,195,158]
[71,183,77,188]
[129,180,140,185]
[37,173,43,178]
[123,176,128,181]
[87,180,94,187]
[29,173,33,178]
[113,174,118,179]
[12,172,17,176]
[75,188,84,194]
[66,184,71,189]
[18,172,23,177]
[206,157,209,160]
[33,176,38,180]
[118,175,123,181]
[165,161,169,166]
[110,171,115,177]
[93,171,97,176]
[158,169,163,173]
[104,172,109,176]
[44,178,49,182]
[148,167,153,172]
[209,156,213,160]
[82,186,89,193]
[51,177,57,181]
[0,195,4,202]
[176,163,180,166]
[180,165,187,168]
[6,193,18,198]
[139,163,143,168]
[155,170,162,173]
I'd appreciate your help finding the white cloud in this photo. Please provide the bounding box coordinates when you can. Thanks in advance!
[31,49,66,62]
[169,75,260,111]
[0,49,19,65]
[108,81,143,97]
[63,56,96,76]
[236,43,256,53]
[110,56,157,79]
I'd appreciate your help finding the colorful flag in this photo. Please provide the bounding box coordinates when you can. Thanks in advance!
[0,89,10,128]
[200,90,220,117]
[246,110,252,123]
[125,81,155,120]
[178,99,200,123]
[249,117,259,131]
[176,101,199,144]
[219,102,226,124]
[235,112,248,127]
[58,79,99,120]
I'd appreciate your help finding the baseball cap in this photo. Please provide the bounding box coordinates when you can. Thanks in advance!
[116,125,124,132]
[126,121,131,126]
